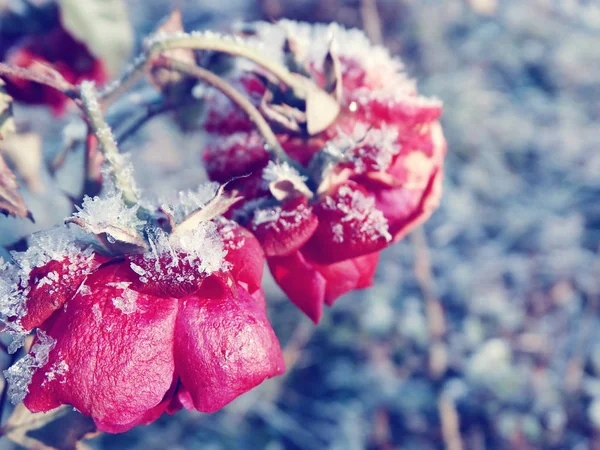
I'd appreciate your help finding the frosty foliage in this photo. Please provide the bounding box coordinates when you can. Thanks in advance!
[72,189,146,232]
[3,330,56,404]
[168,182,220,222]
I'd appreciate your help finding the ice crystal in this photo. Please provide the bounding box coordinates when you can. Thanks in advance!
[323,186,392,242]
[72,190,145,233]
[4,330,56,404]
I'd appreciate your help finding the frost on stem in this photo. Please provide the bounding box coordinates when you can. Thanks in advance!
[79,81,140,204]
[3,329,56,404]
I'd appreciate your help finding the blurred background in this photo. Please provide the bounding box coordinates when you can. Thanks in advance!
[1,0,600,448]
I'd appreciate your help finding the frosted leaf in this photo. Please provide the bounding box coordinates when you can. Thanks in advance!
[262,161,313,200]
[263,161,307,186]
[71,190,145,234]
[4,330,56,404]
[170,182,220,222]
[323,185,392,242]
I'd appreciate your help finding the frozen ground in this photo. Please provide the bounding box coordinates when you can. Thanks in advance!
[1,0,600,449]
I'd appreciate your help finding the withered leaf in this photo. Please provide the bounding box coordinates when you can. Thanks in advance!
[5,404,97,450]
[323,44,343,102]
[0,153,33,221]
[65,217,148,255]
[174,183,242,235]
[303,78,341,135]
[149,10,196,94]
[0,132,43,192]
[0,78,16,140]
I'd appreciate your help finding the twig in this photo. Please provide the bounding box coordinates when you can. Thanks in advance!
[412,228,447,379]
[115,101,177,145]
[156,56,298,167]
[79,81,139,205]
[439,394,464,450]
[99,56,149,109]
[146,33,302,95]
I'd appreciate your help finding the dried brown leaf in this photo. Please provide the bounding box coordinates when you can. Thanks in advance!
[65,217,148,255]
[5,404,97,450]
[174,183,242,234]
[149,10,196,93]
[0,78,15,140]
[323,44,343,102]
[0,153,33,220]
[0,132,43,192]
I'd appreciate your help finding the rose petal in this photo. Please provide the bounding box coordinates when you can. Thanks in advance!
[317,252,380,306]
[250,197,318,257]
[303,182,391,264]
[21,254,108,331]
[174,281,284,412]
[218,219,264,293]
[267,251,326,323]
[24,263,178,433]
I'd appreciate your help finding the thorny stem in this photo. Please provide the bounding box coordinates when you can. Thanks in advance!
[79,81,139,205]
[156,56,299,168]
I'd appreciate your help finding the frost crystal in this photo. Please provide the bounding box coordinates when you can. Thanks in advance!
[72,190,145,232]
[171,182,220,222]
[335,123,401,173]
[137,222,228,285]
[324,186,392,242]
[43,360,69,386]
[252,202,312,233]
[3,330,56,404]
[112,289,138,315]
[262,161,308,186]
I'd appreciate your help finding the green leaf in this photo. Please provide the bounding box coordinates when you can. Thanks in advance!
[58,0,134,76]
[0,78,15,140]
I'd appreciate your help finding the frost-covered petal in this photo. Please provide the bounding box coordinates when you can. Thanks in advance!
[20,254,107,331]
[217,220,264,293]
[174,280,284,412]
[24,263,178,433]
[250,197,318,257]
[303,182,391,264]
[267,251,326,323]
